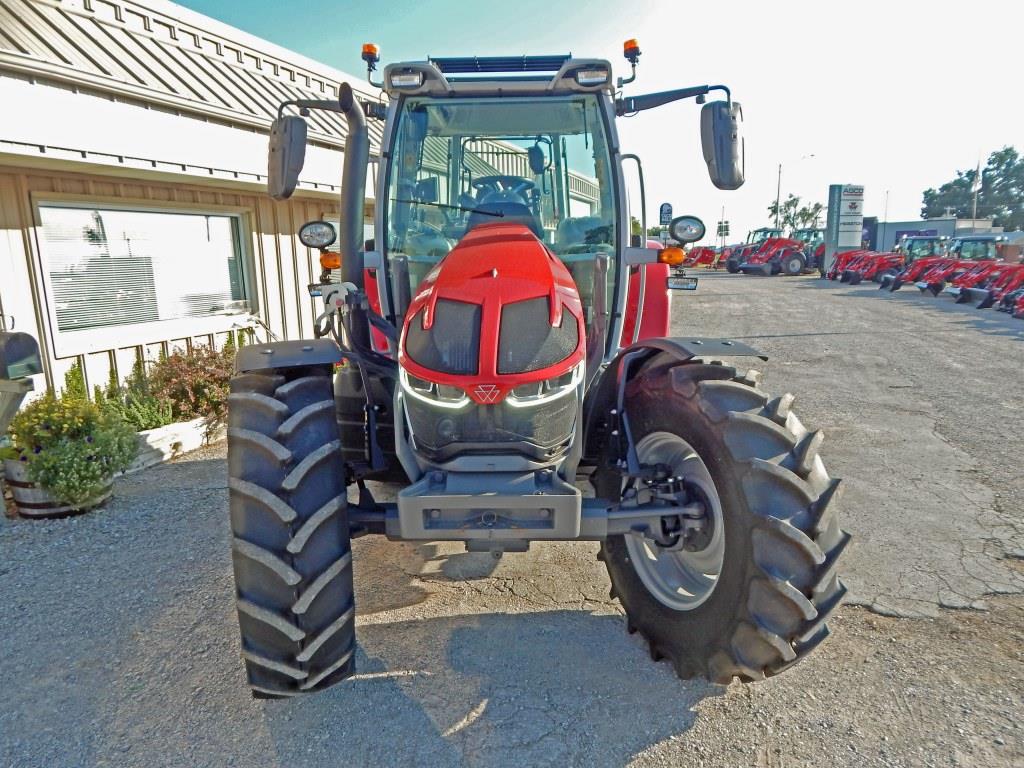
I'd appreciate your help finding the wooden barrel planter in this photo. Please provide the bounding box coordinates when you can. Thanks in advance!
[2,459,112,519]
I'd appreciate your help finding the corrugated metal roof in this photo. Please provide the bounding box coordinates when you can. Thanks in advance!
[0,0,384,152]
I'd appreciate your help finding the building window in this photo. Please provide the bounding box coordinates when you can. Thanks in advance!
[36,205,249,351]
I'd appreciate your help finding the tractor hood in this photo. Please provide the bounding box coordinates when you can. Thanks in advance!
[399,222,585,406]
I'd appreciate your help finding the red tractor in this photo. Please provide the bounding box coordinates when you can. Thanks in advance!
[736,236,813,276]
[724,227,783,272]
[913,235,1015,295]
[682,245,718,268]
[226,46,848,698]
[942,261,1005,301]
[879,235,947,290]
[961,263,1024,309]
[826,249,872,280]
[996,286,1024,318]
[841,251,904,285]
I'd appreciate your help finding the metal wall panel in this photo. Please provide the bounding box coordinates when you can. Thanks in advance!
[0,164,343,397]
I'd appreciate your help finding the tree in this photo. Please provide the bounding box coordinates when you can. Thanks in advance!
[921,146,1024,231]
[630,216,641,236]
[767,194,825,231]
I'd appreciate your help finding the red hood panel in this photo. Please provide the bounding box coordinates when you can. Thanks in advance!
[400,222,586,403]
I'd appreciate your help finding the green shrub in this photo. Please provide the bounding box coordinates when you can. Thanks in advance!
[94,357,175,432]
[5,393,137,505]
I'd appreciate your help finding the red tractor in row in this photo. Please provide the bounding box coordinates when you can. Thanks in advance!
[884,234,1019,294]
[224,44,849,698]
[838,251,904,285]
[727,227,823,277]
[959,263,1024,309]
[723,227,782,272]
[878,236,948,290]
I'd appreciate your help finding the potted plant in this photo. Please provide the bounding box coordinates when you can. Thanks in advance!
[1,392,137,518]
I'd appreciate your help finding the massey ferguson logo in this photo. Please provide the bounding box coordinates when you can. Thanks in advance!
[473,384,500,403]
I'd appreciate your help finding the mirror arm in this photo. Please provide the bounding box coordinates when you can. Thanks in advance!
[615,84,730,116]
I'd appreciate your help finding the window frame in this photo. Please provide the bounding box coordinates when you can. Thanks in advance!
[31,194,257,358]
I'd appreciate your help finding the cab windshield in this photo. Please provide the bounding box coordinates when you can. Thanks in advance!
[385,94,617,319]
[906,239,941,259]
[950,240,996,259]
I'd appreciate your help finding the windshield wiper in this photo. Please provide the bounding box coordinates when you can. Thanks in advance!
[391,199,504,217]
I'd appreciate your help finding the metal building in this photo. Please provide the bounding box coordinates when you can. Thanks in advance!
[0,0,389,394]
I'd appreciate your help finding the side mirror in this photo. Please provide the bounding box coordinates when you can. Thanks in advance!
[268,115,307,201]
[668,215,706,244]
[700,101,744,191]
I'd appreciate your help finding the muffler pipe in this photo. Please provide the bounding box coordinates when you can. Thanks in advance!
[337,82,371,351]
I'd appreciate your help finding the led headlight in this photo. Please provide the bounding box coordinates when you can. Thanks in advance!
[506,363,583,408]
[400,368,470,410]
[298,220,337,249]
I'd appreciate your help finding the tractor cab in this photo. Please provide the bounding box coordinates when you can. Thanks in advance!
[383,79,618,323]
[895,235,947,264]
[746,227,782,244]
[790,227,824,247]
[948,234,1018,262]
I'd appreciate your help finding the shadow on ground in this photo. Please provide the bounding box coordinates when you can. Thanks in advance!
[1,453,717,768]
[796,279,1024,340]
[257,611,719,767]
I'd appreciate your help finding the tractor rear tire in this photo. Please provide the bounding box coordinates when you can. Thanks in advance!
[227,367,356,697]
[595,361,849,684]
[726,258,741,274]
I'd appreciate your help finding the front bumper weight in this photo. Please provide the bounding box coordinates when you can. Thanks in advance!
[395,469,582,541]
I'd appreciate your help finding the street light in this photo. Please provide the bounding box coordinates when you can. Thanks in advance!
[774,154,816,229]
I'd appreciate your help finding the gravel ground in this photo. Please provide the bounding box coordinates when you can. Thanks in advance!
[1,273,1021,767]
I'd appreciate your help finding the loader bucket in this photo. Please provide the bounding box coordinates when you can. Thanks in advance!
[945,286,964,301]
[960,287,994,308]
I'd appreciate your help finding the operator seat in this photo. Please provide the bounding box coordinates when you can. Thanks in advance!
[465,191,544,239]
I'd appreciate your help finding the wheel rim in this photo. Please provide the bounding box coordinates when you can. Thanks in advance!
[623,432,726,611]
[788,257,801,273]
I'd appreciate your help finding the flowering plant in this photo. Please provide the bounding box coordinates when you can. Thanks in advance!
[2,393,137,505]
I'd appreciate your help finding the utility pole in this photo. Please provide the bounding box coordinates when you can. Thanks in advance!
[971,159,981,224]
[774,163,782,229]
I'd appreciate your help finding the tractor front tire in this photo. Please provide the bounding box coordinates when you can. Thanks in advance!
[227,367,356,697]
[726,258,741,274]
[596,361,850,684]
[782,253,805,276]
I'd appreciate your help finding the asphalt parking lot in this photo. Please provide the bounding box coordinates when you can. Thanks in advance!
[1,273,1021,768]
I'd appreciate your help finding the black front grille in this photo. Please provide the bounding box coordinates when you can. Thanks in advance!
[405,390,577,462]
[498,297,578,374]
[405,300,480,375]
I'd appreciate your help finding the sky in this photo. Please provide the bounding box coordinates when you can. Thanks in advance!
[179,0,1023,242]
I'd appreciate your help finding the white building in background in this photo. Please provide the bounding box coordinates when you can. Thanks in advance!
[0,0,380,393]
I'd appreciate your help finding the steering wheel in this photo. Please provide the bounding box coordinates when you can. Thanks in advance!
[471,175,536,202]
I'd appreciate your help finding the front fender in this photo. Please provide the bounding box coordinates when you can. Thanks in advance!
[581,337,766,465]
[234,338,344,374]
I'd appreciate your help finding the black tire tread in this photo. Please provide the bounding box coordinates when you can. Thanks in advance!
[599,362,850,685]
[228,369,356,697]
